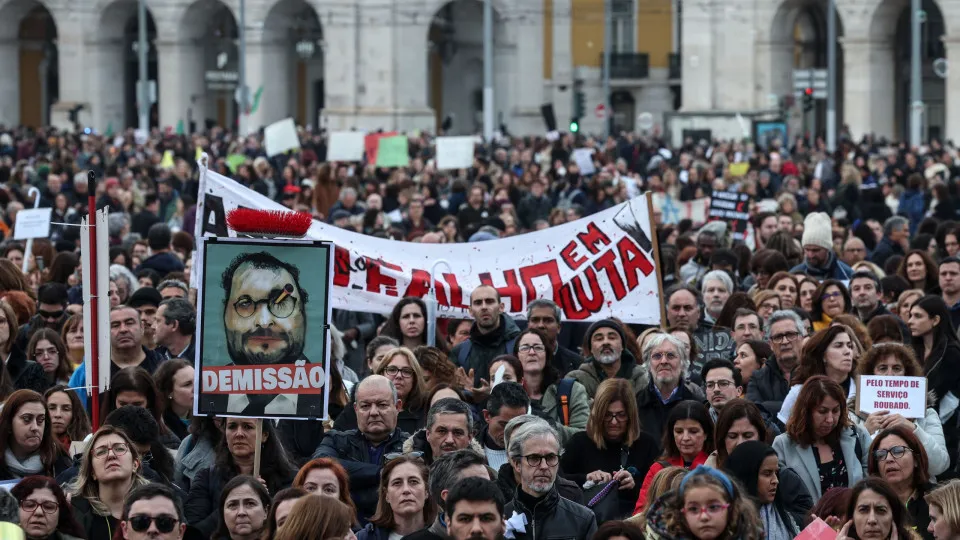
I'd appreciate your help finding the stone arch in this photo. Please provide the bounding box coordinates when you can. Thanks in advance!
[0,0,59,126]
[258,0,325,126]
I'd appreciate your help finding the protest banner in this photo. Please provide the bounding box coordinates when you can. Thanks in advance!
[436,136,476,170]
[364,132,397,163]
[264,118,301,157]
[376,135,410,168]
[650,193,709,225]
[855,375,927,419]
[195,165,665,324]
[13,207,52,240]
[194,237,333,420]
[708,190,751,240]
[326,131,366,162]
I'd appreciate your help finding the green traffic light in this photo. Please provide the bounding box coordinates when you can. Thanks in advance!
[570,121,579,132]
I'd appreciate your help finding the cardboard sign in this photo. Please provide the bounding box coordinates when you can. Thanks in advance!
[364,132,397,164]
[436,136,476,170]
[326,131,366,162]
[572,148,597,175]
[13,208,52,240]
[795,517,838,540]
[264,118,301,157]
[708,190,751,240]
[856,375,927,419]
[376,135,410,168]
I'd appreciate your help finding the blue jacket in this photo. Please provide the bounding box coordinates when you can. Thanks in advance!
[789,251,853,281]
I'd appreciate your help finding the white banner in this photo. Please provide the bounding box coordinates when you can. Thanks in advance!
[195,165,664,324]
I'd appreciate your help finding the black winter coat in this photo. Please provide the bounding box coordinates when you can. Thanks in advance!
[496,463,584,506]
[503,488,597,540]
[185,465,293,537]
[745,358,791,422]
[7,344,49,394]
[635,381,706,452]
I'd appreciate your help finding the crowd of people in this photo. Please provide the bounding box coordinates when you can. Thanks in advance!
[1,124,960,540]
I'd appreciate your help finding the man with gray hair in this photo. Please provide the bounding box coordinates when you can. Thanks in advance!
[700,270,732,324]
[157,279,189,300]
[746,310,807,422]
[403,398,483,465]
[527,298,582,374]
[496,415,583,505]
[635,333,705,449]
[870,215,910,268]
[503,423,596,539]
[154,298,196,361]
[403,449,495,540]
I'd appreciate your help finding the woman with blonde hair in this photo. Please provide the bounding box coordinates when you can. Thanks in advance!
[926,479,960,539]
[275,495,357,540]
[561,379,659,518]
[627,466,685,523]
[67,426,149,539]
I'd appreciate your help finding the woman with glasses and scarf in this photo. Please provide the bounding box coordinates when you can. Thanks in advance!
[67,426,149,540]
[357,454,435,540]
[11,475,85,540]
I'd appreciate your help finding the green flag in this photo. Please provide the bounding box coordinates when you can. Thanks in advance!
[226,154,247,173]
[176,120,185,135]
[250,86,264,114]
[104,123,114,137]
[376,136,409,168]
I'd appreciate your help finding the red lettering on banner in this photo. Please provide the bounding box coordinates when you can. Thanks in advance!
[617,237,654,290]
[333,245,350,287]
[478,270,523,312]
[576,222,612,255]
[442,273,469,309]
[518,260,564,306]
[365,257,402,296]
[593,250,627,301]
[403,269,450,305]
[560,242,587,271]
[571,266,604,313]
[559,281,592,320]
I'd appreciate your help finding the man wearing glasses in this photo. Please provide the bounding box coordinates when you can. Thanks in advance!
[204,251,321,417]
[745,310,807,425]
[120,484,186,540]
[635,333,705,448]
[503,422,596,540]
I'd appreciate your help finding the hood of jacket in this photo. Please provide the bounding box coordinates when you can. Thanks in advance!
[402,428,485,464]
[469,314,521,348]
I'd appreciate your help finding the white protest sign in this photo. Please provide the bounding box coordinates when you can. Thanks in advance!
[195,166,664,324]
[856,375,927,419]
[572,148,596,175]
[13,208,52,240]
[264,118,301,157]
[326,131,366,161]
[436,136,477,170]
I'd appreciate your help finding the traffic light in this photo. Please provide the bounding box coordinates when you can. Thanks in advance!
[573,90,585,121]
[802,87,814,112]
[570,120,580,133]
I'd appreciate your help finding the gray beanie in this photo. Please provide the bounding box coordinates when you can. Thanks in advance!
[801,212,833,251]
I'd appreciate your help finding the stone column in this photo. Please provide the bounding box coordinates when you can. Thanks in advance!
[680,0,714,110]
[0,39,19,125]
[320,6,359,129]
[842,37,895,140]
[509,12,546,135]
[753,40,793,111]
[86,38,126,132]
[551,0,573,125]
[244,29,290,130]
[944,37,960,143]
[156,39,205,131]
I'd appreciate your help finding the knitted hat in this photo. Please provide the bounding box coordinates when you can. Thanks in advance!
[801,212,833,251]
[585,319,626,346]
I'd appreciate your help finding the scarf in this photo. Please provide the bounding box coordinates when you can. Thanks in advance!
[4,448,44,478]
[760,504,793,540]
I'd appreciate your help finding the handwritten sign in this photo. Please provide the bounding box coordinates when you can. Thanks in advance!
[856,375,927,419]
[13,208,52,240]
[708,190,751,240]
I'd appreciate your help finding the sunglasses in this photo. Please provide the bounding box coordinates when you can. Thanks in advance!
[385,451,424,461]
[38,309,64,319]
[128,514,179,533]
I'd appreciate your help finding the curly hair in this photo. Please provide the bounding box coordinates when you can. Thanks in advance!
[857,342,922,378]
[661,470,763,540]
[414,346,458,389]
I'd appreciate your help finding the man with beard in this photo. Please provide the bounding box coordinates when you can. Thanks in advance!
[502,423,596,540]
[754,212,778,249]
[450,286,521,390]
[568,319,647,398]
[445,478,507,540]
[851,272,905,337]
[745,310,807,423]
[202,251,319,417]
[790,212,854,280]
[700,270,732,325]
[635,334,705,449]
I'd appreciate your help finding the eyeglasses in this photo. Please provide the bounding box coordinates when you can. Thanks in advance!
[38,309,64,320]
[383,366,415,378]
[33,348,58,359]
[385,451,424,461]
[232,292,298,319]
[874,445,913,461]
[771,331,800,344]
[128,515,179,533]
[518,344,545,353]
[650,352,679,362]
[604,411,628,422]
[520,453,560,467]
[705,380,735,390]
[93,442,129,459]
[821,291,843,301]
[682,503,730,517]
[20,500,58,514]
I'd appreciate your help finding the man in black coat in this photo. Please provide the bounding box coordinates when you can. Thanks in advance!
[635,333,705,450]
[746,310,807,425]
[402,449,495,540]
[526,299,582,375]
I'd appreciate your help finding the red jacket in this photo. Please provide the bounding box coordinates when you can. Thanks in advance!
[632,451,708,515]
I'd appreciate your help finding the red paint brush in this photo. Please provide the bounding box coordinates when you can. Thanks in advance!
[226,208,313,238]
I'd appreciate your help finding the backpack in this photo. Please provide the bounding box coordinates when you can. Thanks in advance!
[557,378,576,426]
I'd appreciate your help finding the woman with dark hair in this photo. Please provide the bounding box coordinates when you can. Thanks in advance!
[43,385,91,452]
[426,383,468,408]
[0,389,70,480]
[60,314,83,370]
[357,455,435,540]
[513,328,588,444]
[26,330,72,386]
[798,275,821,312]
[381,298,442,352]
[867,314,906,344]
[364,336,400,378]
[707,399,770,469]
[779,325,861,426]
[488,355,524,386]
[867,426,936,537]
[724,441,803,538]
[174,415,223,491]
[811,279,852,331]
[47,252,79,285]
[712,292,757,331]
[275,496,357,540]
[0,301,47,396]
[212,475,271,540]
[414,346,458,389]
[735,340,773,385]
[185,418,296,536]
[263,487,307,539]
[11,475,85,540]
[99,366,180,450]
[767,271,800,309]
[836,477,919,540]
[634,400,714,511]
[153,358,194,441]
[773,376,870,503]
[898,250,940,294]
[592,520,645,540]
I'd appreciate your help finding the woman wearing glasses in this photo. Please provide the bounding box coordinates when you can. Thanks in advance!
[67,426,149,539]
[0,389,70,480]
[561,379,658,518]
[26,330,72,387]
[811,279,852,332]
[866,426,935,538]
[335,347,428,434]
[357,454,434,540]
[11,475,85,540]
[512,328,589,444]
[777,325,861,426]
[185,418,296,537]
